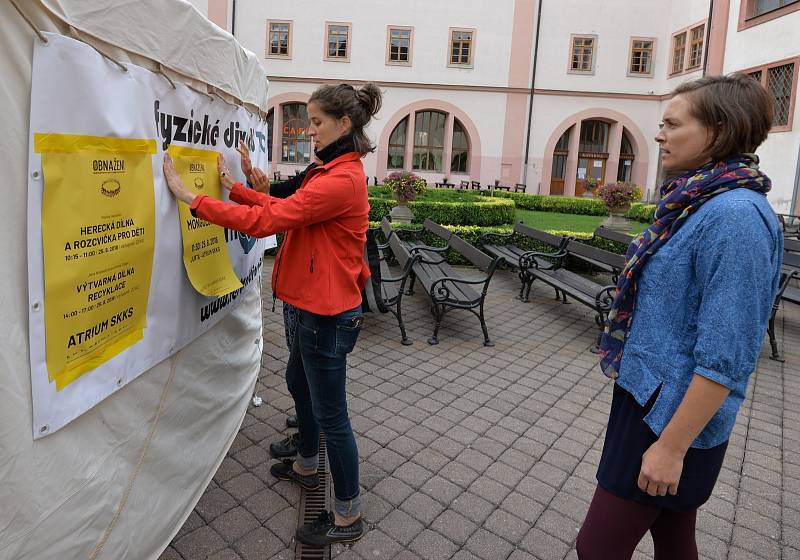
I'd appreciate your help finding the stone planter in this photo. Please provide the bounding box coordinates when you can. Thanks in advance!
[601,202,632,232]
[389,200,413,224]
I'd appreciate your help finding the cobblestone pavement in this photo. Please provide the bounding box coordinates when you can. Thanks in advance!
[162,257,800,560]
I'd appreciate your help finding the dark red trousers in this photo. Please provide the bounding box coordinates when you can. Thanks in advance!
[576,485,698,560]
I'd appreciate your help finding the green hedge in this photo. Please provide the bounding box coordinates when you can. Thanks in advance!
[368,197,516,226]
[494,191,656,223]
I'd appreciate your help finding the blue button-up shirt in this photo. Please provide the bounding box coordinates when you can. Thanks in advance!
[616,188,783,449]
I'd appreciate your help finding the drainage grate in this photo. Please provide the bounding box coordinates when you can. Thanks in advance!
[295,434,332,560]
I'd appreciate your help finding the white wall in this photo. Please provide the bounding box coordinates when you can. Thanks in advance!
[234,0,517,88]
[722,4,800,212]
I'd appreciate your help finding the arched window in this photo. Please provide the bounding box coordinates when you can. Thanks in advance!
[450,119,469,174]
[617,130,635,182]
[387,117,407,169]
[266,109,274,162]
[413,110,446,172]
[579,120,609,153]
[281,103,310,164]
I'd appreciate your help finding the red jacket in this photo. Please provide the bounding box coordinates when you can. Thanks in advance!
[190,152,370,315]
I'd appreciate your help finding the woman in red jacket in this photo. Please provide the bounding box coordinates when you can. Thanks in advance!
[163,83,382,546]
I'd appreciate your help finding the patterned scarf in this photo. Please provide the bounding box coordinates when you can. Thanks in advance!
[598,154,771,378]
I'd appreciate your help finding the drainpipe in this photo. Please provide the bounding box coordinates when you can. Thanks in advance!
[522,0,543,190]
[231,0,236,36]
[791,141,800,214]
[703,0,714,76]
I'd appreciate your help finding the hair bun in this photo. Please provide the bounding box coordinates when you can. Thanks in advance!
[355,83,382,118]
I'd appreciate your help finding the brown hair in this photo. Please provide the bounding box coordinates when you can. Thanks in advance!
[672,73,774,162]
[308,83,383,154]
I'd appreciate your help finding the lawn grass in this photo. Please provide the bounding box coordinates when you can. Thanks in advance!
[515,209,648,235]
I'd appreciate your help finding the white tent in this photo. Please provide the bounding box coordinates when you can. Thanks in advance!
[0,1,268,558]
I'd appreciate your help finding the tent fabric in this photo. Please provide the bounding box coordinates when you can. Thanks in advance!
[0,2,267,559]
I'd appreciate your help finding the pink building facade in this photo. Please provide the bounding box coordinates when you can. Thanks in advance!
[197,0,800,212]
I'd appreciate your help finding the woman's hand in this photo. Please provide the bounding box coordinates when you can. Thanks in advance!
[237,139,253,180]
[250,167,269,194]
[638,439,684,496]
[163,153,197,205]
[218,154,236,191]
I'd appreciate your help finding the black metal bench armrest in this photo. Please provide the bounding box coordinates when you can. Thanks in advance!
[415,253,449,266]
[595,285,618,311]
[519,248,567,271]
[429,274,490,302]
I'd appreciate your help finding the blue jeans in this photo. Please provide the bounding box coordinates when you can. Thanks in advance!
[286,305,363,517]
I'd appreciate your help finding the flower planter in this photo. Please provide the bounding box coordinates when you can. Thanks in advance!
[389,200,413,224]
[601,202,632,232]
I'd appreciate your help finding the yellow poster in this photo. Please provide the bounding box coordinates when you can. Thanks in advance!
[167,145,243,297]
[34,133,156,391]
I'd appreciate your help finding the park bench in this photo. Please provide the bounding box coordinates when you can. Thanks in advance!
[387,223,501,346]
[768,250,800,361]
[524,238,622,349]
[361,228,416,345]
[478,223,570,302]
[594,225,634,247]
[777,213,800,238]
[380,217,457,262]
[785,238,800,253]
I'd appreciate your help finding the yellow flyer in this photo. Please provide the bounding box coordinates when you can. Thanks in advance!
[167,145,243,297]
[34,133,156,390]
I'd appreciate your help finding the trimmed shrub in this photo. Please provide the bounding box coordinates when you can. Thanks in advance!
[495,192,608,215]
[368,197,516,226]
[625,202,656,222]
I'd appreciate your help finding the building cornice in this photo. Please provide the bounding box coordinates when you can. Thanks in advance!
[267,75,673,101]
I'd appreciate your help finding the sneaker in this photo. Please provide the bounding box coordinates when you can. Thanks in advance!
[269,432,300,458]
[296,510,364,546]
[286,414,298,428]
[269,459,319,490]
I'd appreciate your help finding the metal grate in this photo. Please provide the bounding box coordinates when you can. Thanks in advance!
[767,63,795,127]
[295,434,332,560]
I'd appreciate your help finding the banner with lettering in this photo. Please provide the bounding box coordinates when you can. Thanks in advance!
[27,34,275,437]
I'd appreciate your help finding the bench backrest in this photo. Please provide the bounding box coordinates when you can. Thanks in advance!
[566,239,627,270]
[423,218,454,242]
[785,238,800,253]
[513,222,567,249]
[380,216,394,243]
[388,230,411,268]
[785,250,800,272]
[594,226,634,246]
[448,234,495,272]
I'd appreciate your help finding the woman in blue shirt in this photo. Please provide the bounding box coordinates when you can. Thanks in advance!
[577,74,783,559]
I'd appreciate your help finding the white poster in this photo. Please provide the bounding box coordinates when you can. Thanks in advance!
[27,34,275,438]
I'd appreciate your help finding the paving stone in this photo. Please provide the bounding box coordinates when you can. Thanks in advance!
[351,528,402,560]
[420,475,463,505]
[207,548,243,560]
[158,547,183,560]
[484,508,530,543]
[464,528,514,560]
[242,488,289,523]
[196,487,239,522]
[451,492,495,525]
[409,529,459,560]
[400,491,446,525]
[373,476,414,506]
[173,526,227,559]
[210,506,261,543]
[223,472,268,503]
[234,527,284,559]
[380,508,426,546]
[430,509,479,546]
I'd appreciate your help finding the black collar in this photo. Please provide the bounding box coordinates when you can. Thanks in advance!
[315,135,357,164]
